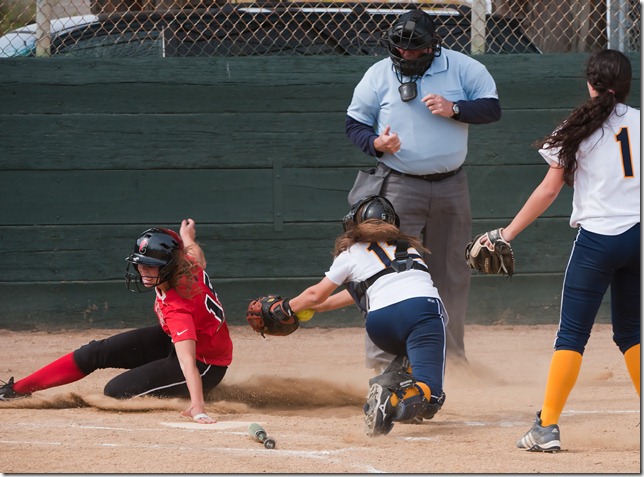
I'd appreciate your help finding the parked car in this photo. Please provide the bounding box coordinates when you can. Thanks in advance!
[0,2,540,58]
[0,15,97,57]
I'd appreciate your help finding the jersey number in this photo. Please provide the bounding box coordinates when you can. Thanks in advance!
[203,271,226,331]
[367,242,423,268]
[615,127,634,178]
[367,242,393,268]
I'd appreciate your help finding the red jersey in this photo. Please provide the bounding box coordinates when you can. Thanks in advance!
[154,263,233,366]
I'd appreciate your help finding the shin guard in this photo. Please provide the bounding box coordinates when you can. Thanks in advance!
[393,382,432,422]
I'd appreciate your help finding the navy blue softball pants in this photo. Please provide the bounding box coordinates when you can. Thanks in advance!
[555,223,640,355]
[365,296,446,399]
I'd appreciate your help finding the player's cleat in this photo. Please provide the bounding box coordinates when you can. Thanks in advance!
[364,383,396,436]
[0,377,30,401]
[516,411,561,452]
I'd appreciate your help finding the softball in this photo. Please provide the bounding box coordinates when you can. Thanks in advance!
[296,309,316,322]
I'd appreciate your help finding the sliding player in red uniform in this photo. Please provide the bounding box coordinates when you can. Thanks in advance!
[0,219,232,424]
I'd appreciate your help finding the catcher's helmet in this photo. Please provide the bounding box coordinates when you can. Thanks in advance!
[124,228,183,292]
[383,9,441,77]
[342,195,400,231]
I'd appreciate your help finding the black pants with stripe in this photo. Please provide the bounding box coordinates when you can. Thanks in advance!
[73,325,227,399]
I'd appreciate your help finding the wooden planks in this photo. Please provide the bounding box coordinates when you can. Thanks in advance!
[0,273,610,331]
[0,53,639,329]
[0,110,573,170]
[0,216,576,282]
[0,165,572,227]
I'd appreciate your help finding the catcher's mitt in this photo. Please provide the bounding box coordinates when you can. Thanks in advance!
[246,295,300,337]
[465,228,515,276]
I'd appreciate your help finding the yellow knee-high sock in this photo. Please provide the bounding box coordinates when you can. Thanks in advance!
[540,350,582,427]
[623,344,640,396]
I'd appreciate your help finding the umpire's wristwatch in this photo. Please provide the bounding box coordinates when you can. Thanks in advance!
[451,102,461,120]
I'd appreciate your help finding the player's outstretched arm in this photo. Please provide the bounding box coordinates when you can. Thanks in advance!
[308,289,355,313]
[288,277,339,314]
[175,339,215,424]
[502,165,565,242]
[180,218,207,269]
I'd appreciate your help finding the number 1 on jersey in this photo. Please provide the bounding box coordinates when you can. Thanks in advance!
[615,127,634,178]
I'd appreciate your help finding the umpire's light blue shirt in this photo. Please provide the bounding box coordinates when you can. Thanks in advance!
[347,49,498,175]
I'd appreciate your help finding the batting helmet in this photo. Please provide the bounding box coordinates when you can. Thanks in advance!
[125,228,183,292]
[342,195,400,231]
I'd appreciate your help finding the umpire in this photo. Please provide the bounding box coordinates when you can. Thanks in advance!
[345,8,501,367]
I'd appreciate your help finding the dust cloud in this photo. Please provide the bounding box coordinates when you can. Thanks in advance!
[0,375,365,413]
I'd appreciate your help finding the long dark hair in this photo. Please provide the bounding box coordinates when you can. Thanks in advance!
[333,219,428,257]
[535,49,632,187]
[166,247,202,299]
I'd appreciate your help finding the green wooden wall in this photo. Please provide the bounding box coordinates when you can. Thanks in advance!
[0,54,640,330]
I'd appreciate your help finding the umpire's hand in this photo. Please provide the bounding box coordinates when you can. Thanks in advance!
[374,125,401,154]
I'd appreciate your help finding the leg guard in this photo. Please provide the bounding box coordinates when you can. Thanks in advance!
[421,391,446,420]
[394,387,446,422]
[368,355,414,390]
[393,385,429,422]
[369,355,444,423]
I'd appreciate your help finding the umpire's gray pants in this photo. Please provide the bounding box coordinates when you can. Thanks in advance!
[363,167,471,368]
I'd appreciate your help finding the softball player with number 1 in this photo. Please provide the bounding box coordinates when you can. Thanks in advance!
[484,49,640,452]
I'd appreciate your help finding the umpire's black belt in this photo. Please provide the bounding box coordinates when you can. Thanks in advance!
[389,165,463,182]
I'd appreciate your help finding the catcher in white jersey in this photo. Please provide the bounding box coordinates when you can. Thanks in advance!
[478,49,640,452]
[286,195,447,436]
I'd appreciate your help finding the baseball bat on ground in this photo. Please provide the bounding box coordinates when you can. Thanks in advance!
[248,423,276,449]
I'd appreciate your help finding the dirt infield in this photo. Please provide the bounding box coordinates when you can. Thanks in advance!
[0,324,640,474]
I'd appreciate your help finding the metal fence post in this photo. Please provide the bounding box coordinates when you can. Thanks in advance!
[35,0,52,57]
[471,0,486,54]
[607,0,628,51]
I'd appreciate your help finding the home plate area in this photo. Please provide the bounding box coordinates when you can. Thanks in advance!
[159,420,262,430]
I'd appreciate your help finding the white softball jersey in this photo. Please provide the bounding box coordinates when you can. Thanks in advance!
[325,241,440,312]
[540,103,640,236]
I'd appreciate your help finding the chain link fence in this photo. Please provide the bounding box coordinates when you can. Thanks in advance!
[0,0,640,57]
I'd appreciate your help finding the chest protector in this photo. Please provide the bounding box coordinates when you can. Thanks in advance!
[345,239,429,312]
